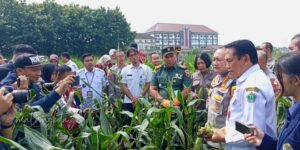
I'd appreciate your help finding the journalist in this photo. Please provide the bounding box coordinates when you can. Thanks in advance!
[1,53,74,113]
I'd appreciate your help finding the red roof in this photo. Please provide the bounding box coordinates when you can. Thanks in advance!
[146,23,217,33]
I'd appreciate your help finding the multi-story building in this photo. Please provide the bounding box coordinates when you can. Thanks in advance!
[146,23,218,50]
[134,33,156,52]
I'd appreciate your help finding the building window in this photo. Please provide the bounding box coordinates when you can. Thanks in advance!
[207,40,212,45]
[163,34,168,39]
[169,34,174,39]
[163,40,168,45]
[156,40,161,44]
[213,40,217,45]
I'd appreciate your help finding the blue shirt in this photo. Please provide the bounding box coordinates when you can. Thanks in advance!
[259,101,300,150]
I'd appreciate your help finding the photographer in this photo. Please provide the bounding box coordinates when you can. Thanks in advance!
[1,53,74,113]
[0,87,15,150]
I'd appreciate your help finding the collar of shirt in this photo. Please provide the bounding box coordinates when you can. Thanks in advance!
[163,64,176,70]
[237,64,260,84]
[287,101,300,120]
[129,64,142,69]
[65,60,72,65]
[84,67,95,74]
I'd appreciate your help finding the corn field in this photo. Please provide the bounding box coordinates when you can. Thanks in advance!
[0,52,291,150]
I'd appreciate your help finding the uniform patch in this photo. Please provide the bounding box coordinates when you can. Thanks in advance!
[214,103,220,110]
[283,143,293,150]
[245,87,259,92]
[214,95,222,102]
[246,92,256,103]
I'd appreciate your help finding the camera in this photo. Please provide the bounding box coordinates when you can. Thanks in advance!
[72,76,80,87]
[39,75,79,91]
[3,86,29,104]
[42,82,55,91]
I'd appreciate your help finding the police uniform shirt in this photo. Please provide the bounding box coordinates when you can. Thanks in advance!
[225,64,277,150]
[120,64,152,103]
[77,67,107,109]
[207,74,233,148]
[151,63,191,99]
[207,74,233,128]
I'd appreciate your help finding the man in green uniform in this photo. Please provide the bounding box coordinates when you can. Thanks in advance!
[150,46,191,107]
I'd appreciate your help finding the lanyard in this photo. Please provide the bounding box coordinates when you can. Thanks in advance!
[85,71,95,90]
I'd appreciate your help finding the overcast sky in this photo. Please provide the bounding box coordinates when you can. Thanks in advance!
[27,0,299,47]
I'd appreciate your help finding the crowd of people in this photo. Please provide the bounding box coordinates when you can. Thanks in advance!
[0,33,300,150]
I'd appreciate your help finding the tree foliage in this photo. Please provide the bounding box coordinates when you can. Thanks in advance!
[0,0,135,57]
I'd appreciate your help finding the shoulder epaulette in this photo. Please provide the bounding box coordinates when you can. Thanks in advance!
[178,64,187,69]
[154,65,162,71]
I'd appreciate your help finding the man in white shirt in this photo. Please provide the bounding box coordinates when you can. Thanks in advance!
[121,47,152,112]
[61,52,79,72]
[77,53,107,110]
[209,40,277,150]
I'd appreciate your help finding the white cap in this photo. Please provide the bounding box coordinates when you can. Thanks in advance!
[109,49,116,56]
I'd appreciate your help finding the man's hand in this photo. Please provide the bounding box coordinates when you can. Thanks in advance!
[131,96,140,106]
[13,75,29,90]
[0,87,13,115]
[208,128,226,142]
[55,75,74,96]
[0,104,16,126]
[244,125,264,147]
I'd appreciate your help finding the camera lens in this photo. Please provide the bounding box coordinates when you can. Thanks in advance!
[43,82,55,91]
[12,90,29,104]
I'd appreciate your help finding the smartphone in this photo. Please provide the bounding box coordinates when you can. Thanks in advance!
[235,121,254,134]
[72,76,80,86]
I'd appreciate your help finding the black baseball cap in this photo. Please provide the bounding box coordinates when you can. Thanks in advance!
[14,53,42,68]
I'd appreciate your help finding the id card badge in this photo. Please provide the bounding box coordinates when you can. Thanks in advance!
[87,91,93,98]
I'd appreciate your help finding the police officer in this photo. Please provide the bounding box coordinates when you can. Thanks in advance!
[209,40,277,150]
[206,48,234,148]
[77,53,108,110]
[150,46,191,107]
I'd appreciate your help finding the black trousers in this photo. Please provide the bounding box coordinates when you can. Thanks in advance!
[123,103,135,125]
